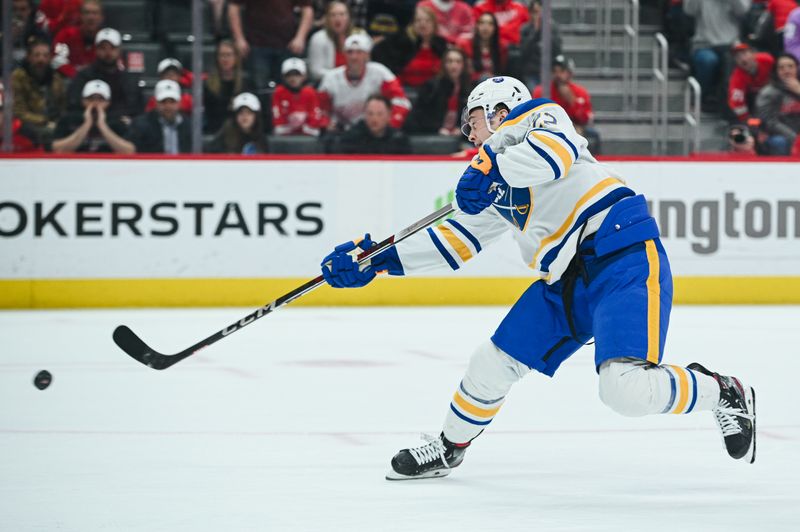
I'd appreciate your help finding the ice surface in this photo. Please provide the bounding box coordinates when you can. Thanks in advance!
[1,305,799,531]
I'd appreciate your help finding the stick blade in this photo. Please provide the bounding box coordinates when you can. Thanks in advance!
[113,325,173,370]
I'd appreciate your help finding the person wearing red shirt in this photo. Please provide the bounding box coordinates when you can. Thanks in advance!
[728,42,775,122]
[472,0,529,45]
[272,58,323,137]
[52,0,103,78]
[372,5,448,88]
[533,55,601,153]
[457,12,508,82]
[145,58,194,116]
[37,0,81,36]
[418,0,475,44]
[768,0,798,32]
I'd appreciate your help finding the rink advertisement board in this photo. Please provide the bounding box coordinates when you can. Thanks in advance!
[1,156,798,307]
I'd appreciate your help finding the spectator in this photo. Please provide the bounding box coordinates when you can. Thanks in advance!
[518,0,562,88]
[755,52,800,154]
[207,0,227,38]
[208,92,268,154]
[728,42,775,122]
[768,0,798,37]
[785,5,800,62]
[331,95,411,154]
[37,0,82,37]
[533,55,601,153]
[417,0,475,44]
[682,0,751,111]
[663,0,696,72]
[51,0,103,78]
[272,58,323,136]
[307,1,363,83]
[228,0,314,88]
[203,40,253,134]
[127,80,192,154]
[11,37,67,146]
[9,0,50,65]
[365,0,417,41]
[51,79,133,153]
[473,0,529,46]
[145,59,194,115]
[404,46,473,135]
[458,12,508,82]
[66,28,144,121]
[0,83,37,152]
[318,34,411,130]
[727,123,759,155]
[372,5,448,88]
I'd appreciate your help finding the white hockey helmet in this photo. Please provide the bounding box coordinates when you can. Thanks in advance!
[461,76,528,136]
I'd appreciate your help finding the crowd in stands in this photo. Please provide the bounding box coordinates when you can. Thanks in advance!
[664,0,800,156]
[5,0,798,157]
[1,0,576,155]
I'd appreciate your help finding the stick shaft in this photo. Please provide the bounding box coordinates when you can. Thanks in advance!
[113,203,455,369]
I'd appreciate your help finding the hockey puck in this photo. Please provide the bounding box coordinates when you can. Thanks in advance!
[34,370,52,390]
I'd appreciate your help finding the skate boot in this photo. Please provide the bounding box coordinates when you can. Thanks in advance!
[385,433,469,480]
[687,363,756,463]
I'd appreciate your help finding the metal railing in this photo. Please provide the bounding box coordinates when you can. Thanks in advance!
[651,32,669,155]
[595,0,613,74]
[622,0,639,112]
[683,77,701,155]
[570,0,591,30]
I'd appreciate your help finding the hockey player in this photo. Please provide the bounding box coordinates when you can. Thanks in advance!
[319,76,757,480]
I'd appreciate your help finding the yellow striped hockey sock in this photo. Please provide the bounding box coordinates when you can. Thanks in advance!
[443,380,505,444]
[661,365,720,414]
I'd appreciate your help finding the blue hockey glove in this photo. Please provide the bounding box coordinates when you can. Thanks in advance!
[456,144,506,215]
[320,234,404,288]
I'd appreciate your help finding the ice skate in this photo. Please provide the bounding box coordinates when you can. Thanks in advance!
[385,433,469,480]
[688,363,756,463]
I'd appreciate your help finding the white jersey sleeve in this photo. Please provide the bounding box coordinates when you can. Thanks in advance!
[486,98,596,188]
[394,207,508,274]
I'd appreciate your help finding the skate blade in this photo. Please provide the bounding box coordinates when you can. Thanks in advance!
[745,386,756,464]
[385,468,452,481]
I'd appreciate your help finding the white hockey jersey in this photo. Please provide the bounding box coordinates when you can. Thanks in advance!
[317,62,411,129]
[394,98,635,284]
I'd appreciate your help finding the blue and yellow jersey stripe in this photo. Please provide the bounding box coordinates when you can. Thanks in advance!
[496,98,560,131]
[530,178,634,275]
[426,220,485,271]
[526,129,577,180]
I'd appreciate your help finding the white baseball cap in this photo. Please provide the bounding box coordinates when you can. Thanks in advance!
[344,33,372,53]
[157,58,183,75]
[232,92,261,112]
[154,79,181,102]
[281,57,307,76]
[95,28,122,47]
[82,79,111,100]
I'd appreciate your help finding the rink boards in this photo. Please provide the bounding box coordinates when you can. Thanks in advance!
[1,156,798,307]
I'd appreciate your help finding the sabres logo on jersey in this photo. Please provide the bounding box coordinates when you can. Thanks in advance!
[493,185,533,231]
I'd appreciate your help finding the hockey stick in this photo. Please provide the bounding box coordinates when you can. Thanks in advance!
[113,202,455,370]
